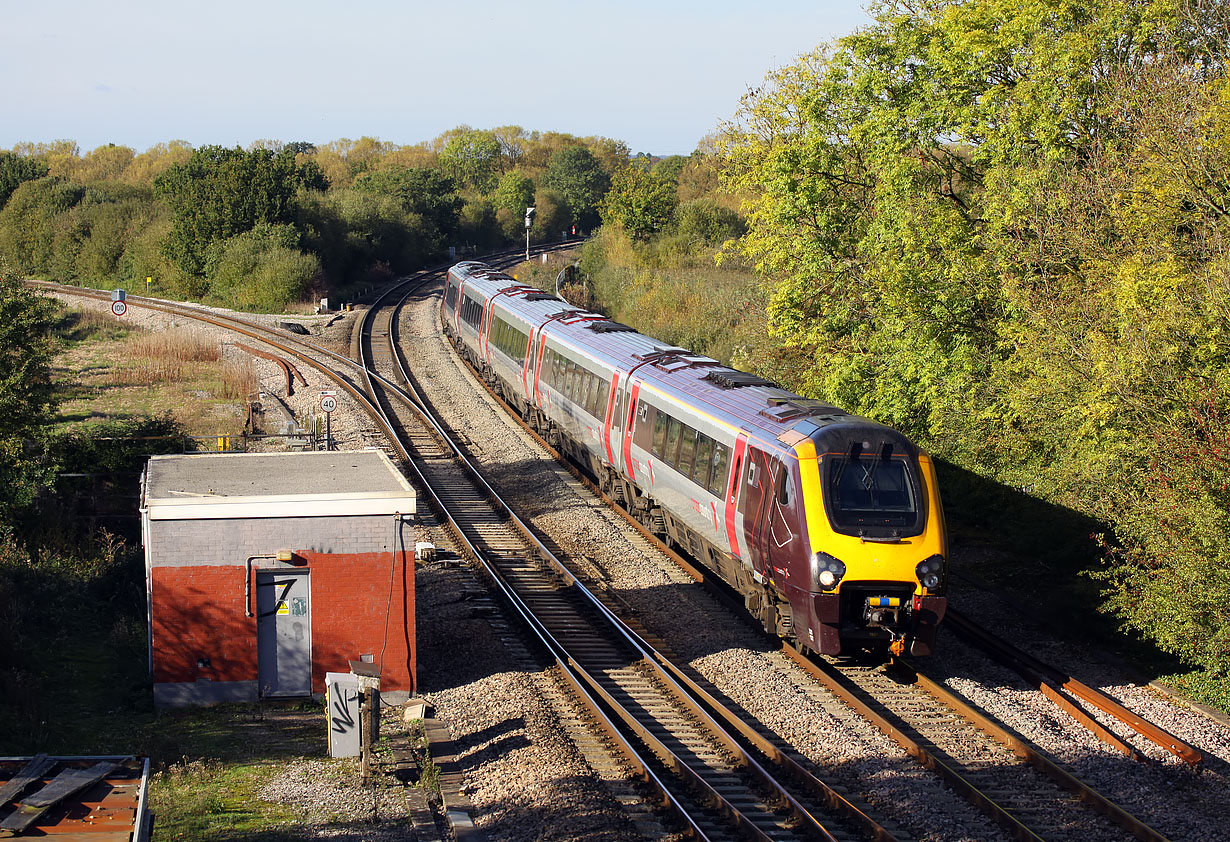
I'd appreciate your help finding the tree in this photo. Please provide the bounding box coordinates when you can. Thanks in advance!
[0,267,59,531]
[204,223,320,312]
[542,146,610,228]
[438,128,502,192]
[721,0,1230,674]
[0,177,85,275]
[120,141,193,188]
[599,165,677,240]
[354,167,461,239]
[0,152,49,209]
[491,125,528,170]
[494,170,535,214]
[154,145,326,275]
[529,189,572,244]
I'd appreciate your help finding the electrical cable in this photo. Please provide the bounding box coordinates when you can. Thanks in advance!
[378,512,400,676]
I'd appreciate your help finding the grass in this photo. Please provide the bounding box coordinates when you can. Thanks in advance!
[49,305,255,441]
[145,706,321,841]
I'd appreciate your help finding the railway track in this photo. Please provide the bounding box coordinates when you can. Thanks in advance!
[359,265,899,841]
[36,261,1219,841]
[376,267,1191,842]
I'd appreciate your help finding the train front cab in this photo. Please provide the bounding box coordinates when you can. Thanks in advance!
[790,425,947,657]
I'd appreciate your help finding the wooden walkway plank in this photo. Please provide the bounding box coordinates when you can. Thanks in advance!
[0,761,118,835]
[0,754,56,806]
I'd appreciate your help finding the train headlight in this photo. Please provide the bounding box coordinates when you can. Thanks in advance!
[811,552,846,592]
[915,554,946,592]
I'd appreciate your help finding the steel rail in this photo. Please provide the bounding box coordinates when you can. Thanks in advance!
[408,273,1181,842]
[365,270,853,842]
[37,271,725,840]
[894,658,1172,842]
[782,647,1050,842]
[942,607,1203,768]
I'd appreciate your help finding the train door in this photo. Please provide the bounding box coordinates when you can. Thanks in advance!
[480,300,493,362]
[765,458,805,574]
[739,446,774,575]
[723,433,749,561]
[602,372,621,468]
[522,326,537,403]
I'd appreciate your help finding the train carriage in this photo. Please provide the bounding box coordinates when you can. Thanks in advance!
[440,261,948,656]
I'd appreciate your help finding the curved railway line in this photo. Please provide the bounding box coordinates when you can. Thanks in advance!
[36,261,1226,841]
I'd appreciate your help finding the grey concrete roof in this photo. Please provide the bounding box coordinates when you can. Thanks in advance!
[144,450,413,501]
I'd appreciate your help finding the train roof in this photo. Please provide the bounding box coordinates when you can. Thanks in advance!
[452,262,906,451]
[543,302,898,450]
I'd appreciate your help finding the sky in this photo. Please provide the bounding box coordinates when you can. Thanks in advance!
[0,1,872,158]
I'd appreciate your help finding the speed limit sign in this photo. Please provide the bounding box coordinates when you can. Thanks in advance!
[320,394,337,413]
[111,300,127,317]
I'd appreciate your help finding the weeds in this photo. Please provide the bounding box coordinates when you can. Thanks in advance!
[219,356,258,400]
[155,757,227,818]
[50,305,131,344]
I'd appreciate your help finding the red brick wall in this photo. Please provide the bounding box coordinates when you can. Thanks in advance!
[150,549,415,694]
[302,550,416,694]
[150,566,257,684]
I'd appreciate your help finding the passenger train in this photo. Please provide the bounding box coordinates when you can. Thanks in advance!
[440,261,948,656]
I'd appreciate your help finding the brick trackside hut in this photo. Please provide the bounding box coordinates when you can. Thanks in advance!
[140,450,416,708]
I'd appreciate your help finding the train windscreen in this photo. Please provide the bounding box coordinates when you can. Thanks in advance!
[825,456,920,533]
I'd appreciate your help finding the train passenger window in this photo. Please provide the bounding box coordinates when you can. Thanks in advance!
[652,412,668,457]
[634,403,655,450]
[563,361,576,398]
[677,428,697,479]
[590,378,606,417]
[708,444,729,498]
[693,435,713,489]
[664,418,682,466]
[582,373,597,415]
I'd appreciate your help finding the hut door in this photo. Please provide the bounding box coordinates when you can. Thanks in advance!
[257,570,312,697]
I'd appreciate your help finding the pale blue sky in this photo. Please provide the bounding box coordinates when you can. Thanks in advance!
[1,1,872,157]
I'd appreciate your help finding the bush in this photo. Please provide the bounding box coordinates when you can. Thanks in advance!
[0,177,85,275]
[204,224,319,312]
[457,197,502,250]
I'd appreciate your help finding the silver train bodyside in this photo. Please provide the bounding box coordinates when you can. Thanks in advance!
[440,261,948,656]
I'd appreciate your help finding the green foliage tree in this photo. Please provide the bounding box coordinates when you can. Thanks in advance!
[0,268,59,532]
[529,189,572,244]
[154,145,327,275]
[353,167,461,240]
[457,198,502,250]
[0,152,49,209]
[494,170,535,214]
[670,199,744,247]
[542,146,610,227]
[599,165,677,240]
[203,223,320,312]
[0,178,85,276]
[438,128,502,193]
[721,0,1230,675]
